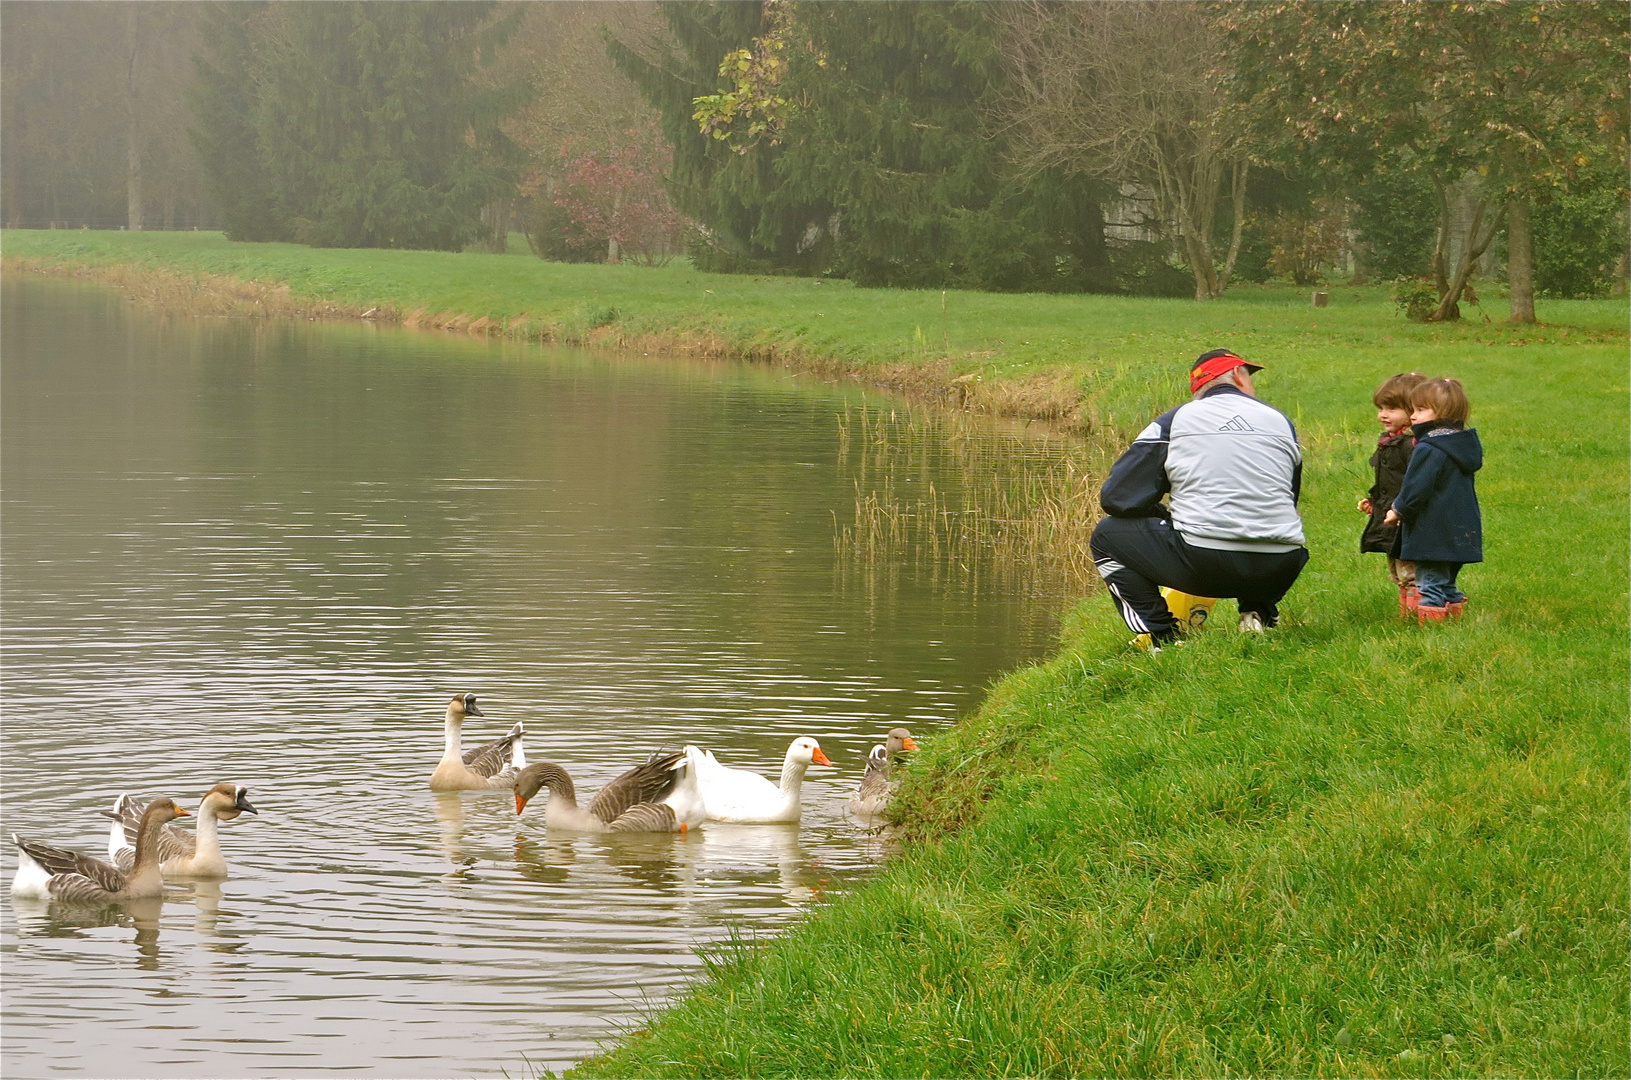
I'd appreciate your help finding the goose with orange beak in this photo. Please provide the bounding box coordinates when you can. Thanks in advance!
[513,750,704,833]
[682,736,832,824]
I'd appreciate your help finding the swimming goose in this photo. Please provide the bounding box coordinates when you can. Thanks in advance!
[102,783,258,879]
[428,693,527,792]
[13,798,189,904]
[683,737,832,824]
[846,727,919,819]
[513,751,704,833]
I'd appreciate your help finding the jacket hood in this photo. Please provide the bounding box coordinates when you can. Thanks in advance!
[1414,423,1483,475]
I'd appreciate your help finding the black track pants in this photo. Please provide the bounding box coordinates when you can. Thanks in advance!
[1089,515,1309,641]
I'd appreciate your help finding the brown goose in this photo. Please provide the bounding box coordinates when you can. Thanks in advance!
[102,784,258,879]
[846,727,918,819]
[429,693,527,792]
[12,798,189,904]
[513,751,703,833]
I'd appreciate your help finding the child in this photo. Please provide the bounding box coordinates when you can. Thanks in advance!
[1358,372,1426,617]
[1384,378,1483,623]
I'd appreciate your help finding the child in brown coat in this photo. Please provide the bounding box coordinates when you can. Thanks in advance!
[1358,373,1425,616]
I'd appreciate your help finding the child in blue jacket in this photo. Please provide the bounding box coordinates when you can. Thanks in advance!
[1384,378,1482,623]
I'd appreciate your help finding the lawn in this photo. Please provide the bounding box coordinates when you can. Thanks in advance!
[4,230,1626,1077]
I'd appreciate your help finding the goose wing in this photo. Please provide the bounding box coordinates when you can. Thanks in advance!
[855,745,893,801]
[589,752,683,824]
[462,722,524,779]
[605,802,682,833]
[14,836,126,896]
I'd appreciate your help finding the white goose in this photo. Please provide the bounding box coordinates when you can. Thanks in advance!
[846,727,918,820]
[428,693,527,792]
[13,798,188,904]
[683,737,832,824]
[513,751,705,833]
[102,783,258,879]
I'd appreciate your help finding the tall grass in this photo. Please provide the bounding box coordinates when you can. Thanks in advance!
[833,403,1110,603]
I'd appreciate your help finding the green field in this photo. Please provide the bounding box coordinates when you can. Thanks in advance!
[4,231,1626,1077]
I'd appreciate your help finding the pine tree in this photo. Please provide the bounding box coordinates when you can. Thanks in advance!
[191,1,524,250]
[610,0,1114,290]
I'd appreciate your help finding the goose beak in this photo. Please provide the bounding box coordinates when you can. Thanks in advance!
[237,796,259,815]
[174,806,191,817]
[902,737,919,751]
[811,747,832,767]
[514,794,529,816]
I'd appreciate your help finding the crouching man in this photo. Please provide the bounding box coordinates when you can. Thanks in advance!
[1090,349,1309,647]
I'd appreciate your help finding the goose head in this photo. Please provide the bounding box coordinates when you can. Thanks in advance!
[141,797,189,830]
[513,762,572,815]
[446,693,482,721]
[202,783,258,822]
[789,737,832,768]
[885,728,918,755]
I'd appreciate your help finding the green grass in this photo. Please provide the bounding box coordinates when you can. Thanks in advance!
[4,230,1626,1077]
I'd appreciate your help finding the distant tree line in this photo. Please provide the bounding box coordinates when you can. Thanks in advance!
[1,0,1625,316]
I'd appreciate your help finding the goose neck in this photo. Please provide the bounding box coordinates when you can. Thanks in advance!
[194,800,224,857]
[778,755,809,793]
[441,711,463,761]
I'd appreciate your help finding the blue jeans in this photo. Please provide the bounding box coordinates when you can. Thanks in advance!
[1414,560,1466,607]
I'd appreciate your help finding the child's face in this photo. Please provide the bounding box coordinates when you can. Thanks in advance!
[1410,404,1439,426]
[1377,404,1411,432]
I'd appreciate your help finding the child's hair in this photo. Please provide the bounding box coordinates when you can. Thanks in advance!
[1410,377,1471,424]
[1373,372,1426,409]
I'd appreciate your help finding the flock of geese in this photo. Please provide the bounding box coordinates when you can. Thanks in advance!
[10,694,918,906]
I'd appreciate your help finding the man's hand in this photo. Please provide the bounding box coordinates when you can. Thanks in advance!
[1383,508,1401,526]
[1358,497,1373,514]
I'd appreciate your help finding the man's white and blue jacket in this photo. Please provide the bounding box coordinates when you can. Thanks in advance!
[1099,384,1305,553]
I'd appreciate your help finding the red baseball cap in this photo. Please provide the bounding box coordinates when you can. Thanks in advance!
[1190,348,1263,393]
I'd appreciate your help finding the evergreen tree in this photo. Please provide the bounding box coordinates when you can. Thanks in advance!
[775,2,1112,291]
[611,0,1114,290]
[190,1,524,250]
[609,1,820,272]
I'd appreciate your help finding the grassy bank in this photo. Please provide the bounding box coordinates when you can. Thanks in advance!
[4,231,1626,1076]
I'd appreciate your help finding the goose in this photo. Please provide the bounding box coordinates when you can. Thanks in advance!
[102,783,258,879]
[428,693,527,792]
[846,727,919,819]
[513,751,704,833]
[682,736,832,824]
[13,798,189,904]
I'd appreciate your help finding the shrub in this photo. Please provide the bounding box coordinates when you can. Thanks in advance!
[1391,277,1439,321]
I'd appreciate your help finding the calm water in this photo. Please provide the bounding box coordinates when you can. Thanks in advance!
[0,275,1065,1077]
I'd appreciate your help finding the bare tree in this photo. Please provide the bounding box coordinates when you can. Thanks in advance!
[995,1,1247,300]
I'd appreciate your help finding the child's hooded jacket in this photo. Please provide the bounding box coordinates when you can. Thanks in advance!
[1392,420,1483,563]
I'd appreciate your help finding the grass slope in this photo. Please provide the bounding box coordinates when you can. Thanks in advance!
[4,231,1626,1076]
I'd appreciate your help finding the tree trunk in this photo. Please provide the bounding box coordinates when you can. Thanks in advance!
[1430,178,1452,304]
[1218,159,1248,292]
[125,6,143,232]
[1506,195,1535,323]
[1432,200,1507,322]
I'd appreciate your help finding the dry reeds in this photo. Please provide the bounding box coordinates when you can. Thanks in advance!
[833,403,1113,604]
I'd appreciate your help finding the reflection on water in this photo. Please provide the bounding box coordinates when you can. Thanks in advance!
[1,276,1065,1077]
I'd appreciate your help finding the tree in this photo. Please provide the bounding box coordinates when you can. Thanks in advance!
[1223,1,1629,322]
[488,2,666,255]
[609,1,813,271]
[612,1,1117,291]
[553,127,686,265]
[2,2,210,231]
[995,1,1250,300]
[191,1,526,250]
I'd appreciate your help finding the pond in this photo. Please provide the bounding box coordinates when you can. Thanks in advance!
[1,274,1075,1077]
